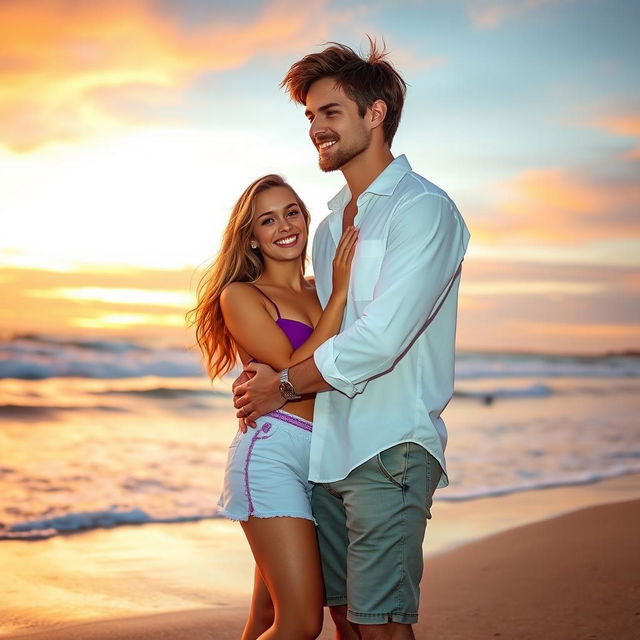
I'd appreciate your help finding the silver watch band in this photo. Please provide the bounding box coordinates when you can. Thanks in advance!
[279,368,301,400]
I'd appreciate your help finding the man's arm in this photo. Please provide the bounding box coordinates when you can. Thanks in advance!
[313,192,469,397]
[232,357,329,426]
[235,192,469,421]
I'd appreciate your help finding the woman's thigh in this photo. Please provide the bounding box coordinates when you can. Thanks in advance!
[241,516,323,614]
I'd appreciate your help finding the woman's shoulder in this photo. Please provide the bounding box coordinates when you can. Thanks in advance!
[220,281,260,307]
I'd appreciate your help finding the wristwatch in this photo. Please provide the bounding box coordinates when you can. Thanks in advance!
[279,368,301,401]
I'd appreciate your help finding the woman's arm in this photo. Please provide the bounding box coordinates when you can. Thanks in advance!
[286,226,357,365]
[220,226,357,372]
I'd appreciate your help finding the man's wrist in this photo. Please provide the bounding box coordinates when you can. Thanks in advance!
[289,357,333,395]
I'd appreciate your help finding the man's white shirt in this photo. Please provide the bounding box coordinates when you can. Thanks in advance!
[311,155,470,485]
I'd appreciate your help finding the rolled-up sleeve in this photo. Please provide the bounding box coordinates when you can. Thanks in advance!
[314,193,470,397]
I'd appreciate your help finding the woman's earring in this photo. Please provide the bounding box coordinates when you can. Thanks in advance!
[250,241,258,250]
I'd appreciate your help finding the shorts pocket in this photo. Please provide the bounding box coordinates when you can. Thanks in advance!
[376,443,409,489]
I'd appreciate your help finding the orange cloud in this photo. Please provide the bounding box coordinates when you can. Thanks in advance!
[462,260,640,292]
[467,0,573,29]
[621,271,640,294]
[594,113,640,160]
[521,321,640,339]
[4,260,638,354]
[0,264,200,341]
[0,0,338,151]
[475,168,640,244]
[386,50,446,72]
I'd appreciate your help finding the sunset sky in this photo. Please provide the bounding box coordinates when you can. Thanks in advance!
[1,0,638,353]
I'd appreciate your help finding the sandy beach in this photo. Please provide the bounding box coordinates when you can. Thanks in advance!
[2,473,639,639]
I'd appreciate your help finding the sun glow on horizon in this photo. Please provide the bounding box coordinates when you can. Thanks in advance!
[72,312,187,328]
[1,0,638,353]
[0,127,281,271]
[27,286,195,307]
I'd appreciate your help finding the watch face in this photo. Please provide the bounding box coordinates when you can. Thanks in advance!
[279,380,298,400]
[279,381,293,397]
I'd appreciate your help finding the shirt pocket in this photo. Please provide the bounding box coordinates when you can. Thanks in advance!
[351,239,385,301]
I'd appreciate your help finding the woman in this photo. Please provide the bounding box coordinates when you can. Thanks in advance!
[190,174,357,639]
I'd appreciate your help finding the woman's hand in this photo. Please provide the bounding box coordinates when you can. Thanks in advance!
[331,225,359,297]
[232,368,255,433]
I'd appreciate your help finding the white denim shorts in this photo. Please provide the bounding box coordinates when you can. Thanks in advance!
[217,409,315,523]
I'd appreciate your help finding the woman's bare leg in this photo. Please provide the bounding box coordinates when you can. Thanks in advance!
[241,516,324,640]
[241,565,274,640]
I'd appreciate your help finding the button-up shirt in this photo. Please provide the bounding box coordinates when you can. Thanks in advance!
[311,155,470,484]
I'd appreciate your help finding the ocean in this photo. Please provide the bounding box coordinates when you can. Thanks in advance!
[1,334,639,541]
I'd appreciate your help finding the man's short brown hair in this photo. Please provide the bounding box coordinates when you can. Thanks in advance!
[281,37,407,146]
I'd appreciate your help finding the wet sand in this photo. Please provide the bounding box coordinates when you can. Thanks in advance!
[2,473,639,639]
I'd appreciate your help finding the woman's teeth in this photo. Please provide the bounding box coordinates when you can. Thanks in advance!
[275,235,297,246]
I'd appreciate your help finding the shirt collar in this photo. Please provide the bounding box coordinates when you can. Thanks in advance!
[327,155,412,212]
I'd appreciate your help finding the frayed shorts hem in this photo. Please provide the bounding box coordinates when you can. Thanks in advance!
[346,610,419,625]
[218,508,317,525]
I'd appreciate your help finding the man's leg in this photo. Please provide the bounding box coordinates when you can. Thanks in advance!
[312,484,362,640]
[337,443,442,638]
[329,605,362,640]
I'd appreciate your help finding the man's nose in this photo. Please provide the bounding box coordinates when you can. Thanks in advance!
[310,120,327,142]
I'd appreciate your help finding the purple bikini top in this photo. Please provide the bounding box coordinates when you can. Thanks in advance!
[251,285,313,350]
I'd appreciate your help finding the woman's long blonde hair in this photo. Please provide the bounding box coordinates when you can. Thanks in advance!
[188,175,311,380]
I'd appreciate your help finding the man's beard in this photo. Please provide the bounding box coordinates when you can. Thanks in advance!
[318,129,371,172]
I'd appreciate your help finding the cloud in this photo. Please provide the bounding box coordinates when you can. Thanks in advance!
[463,280,605,296]
[460,260,640,315]
[462,260,640,293]
[27,287,194,308]
[385,49,446,73]
[455,259,640,352]
[3,259,638,353]
[467,0,574,28]
[0,0,340,151]
[519,321,640,340]
[0,264,200,339]
[455,258,640,351]
[593,112,640,160]
[474,167,640,244]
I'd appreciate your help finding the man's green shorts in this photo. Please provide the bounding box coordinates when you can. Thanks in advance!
[311,442,442,626]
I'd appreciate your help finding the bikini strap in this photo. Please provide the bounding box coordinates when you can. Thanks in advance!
[249,284,281,319]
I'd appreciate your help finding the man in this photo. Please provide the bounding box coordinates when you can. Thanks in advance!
[235,39,470,640]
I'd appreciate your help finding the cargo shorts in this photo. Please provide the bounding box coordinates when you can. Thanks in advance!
[311,442,442,625]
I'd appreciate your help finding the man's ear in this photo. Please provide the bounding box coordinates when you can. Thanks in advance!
[368,99,387,131]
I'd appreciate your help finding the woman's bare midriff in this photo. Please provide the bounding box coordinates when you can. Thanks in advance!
[281,395,315,422]
[238,352,315,424]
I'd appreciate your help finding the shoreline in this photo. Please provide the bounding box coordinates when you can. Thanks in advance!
[4,469,639,543]
[2,473,640,638]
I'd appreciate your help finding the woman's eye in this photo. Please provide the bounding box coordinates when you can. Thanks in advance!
[287,209,300,217]
[261,217,274,225]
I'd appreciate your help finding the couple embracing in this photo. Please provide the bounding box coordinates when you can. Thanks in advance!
[191,39,470,640]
